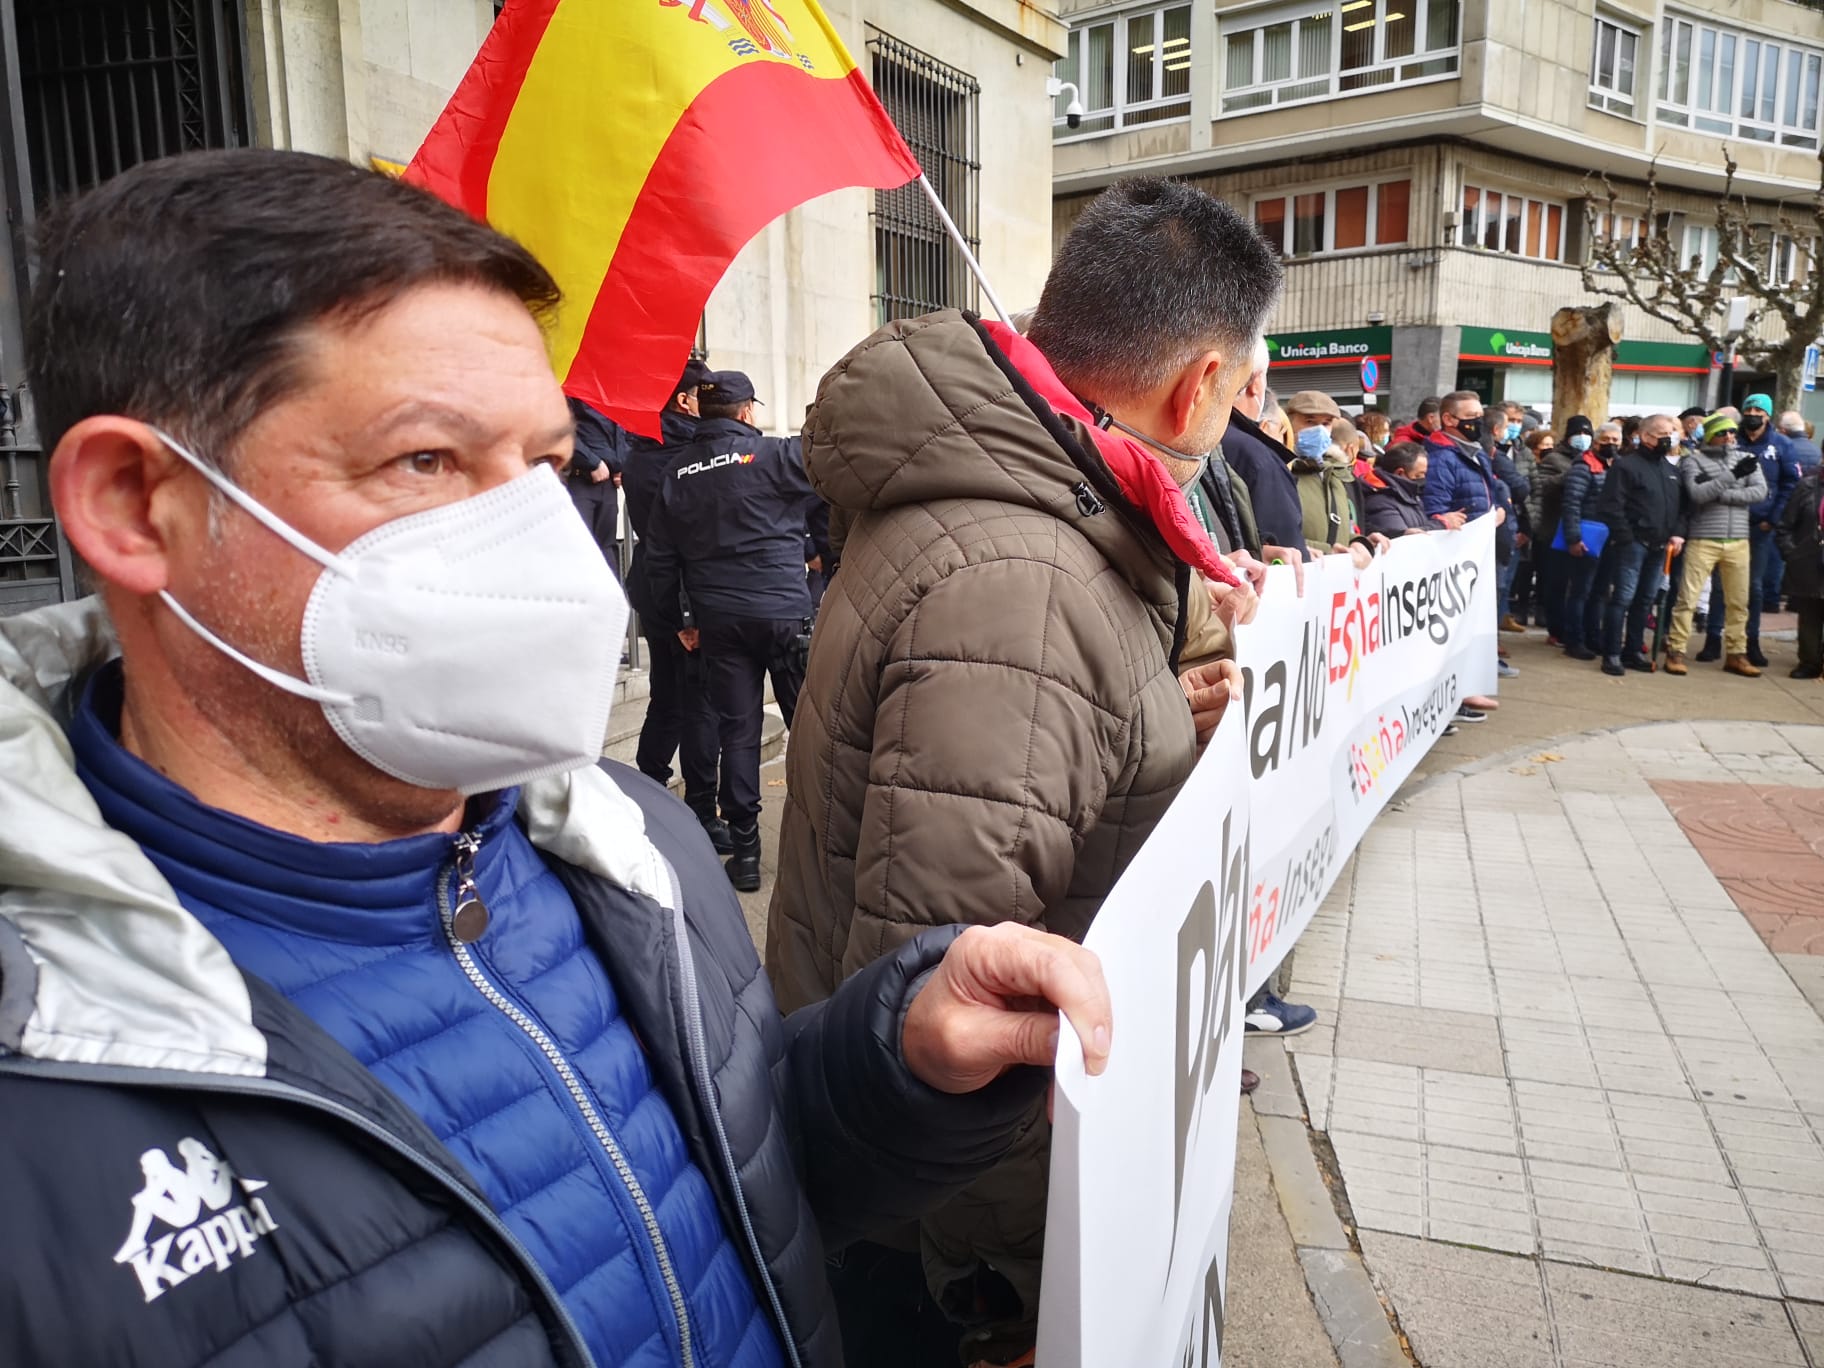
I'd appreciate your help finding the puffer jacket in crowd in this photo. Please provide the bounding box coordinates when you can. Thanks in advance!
[0,600,1044,1368]
[765,309,1203,1352]
[1778,469,1824,600]
[1558,450,1611,549]
[1682,445,1769,540]
[1422,431,1497,521]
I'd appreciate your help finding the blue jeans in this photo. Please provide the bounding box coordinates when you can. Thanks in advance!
[1749,525,1783,638]
[1498,555,1518,620]
[1602,540,1664,660]
[1562,546,1606,651]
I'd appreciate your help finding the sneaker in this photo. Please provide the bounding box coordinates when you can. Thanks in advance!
[1244,992,1318,1036]
[1546,634,1563,647]
[1621,655,1654,673]
[1601,656,1625,676]
[1497,659,1520,679]
[1564,645,1597,661]
[1452,705,1489,724]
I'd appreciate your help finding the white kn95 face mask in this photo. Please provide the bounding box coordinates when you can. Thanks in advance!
[152,428,627,795]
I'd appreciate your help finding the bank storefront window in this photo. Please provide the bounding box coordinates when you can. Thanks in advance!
[1053,4,1192,139]
[1658,12,1823,149]
[1220,0,1459,115]
[1252,178,1412,257]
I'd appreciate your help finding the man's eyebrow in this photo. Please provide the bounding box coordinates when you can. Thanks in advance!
[373,401,574,451]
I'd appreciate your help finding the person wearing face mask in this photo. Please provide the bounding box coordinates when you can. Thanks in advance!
[1556,422,1621,661]
[1734,394,1802,668]
[1663,412,1768,676]
[765,177,1269,1368]
[1593,414,1687,674]
[1284,390,1359,553]
[1680,407,1708,448]
[1423,390,1510,709]
[0,151,1122,1368]
[1361,441,1432,535]
[1537,415,1593,643]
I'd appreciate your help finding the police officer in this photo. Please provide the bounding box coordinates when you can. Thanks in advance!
[564,395,627,574]
[643,370,821,892]
[621,356,729,852]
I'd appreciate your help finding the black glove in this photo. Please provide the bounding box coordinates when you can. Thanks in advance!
[1732,455,1758,479]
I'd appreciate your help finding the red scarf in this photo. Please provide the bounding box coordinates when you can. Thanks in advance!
[982,322,1240,588]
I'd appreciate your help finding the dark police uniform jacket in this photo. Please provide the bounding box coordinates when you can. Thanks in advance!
[621,410,700,623]
[642,418,821,627]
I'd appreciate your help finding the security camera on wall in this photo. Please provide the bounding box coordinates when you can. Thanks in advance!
[1047,77,1085,130]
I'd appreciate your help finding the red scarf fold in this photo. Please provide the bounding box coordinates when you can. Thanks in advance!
[983,321,1241,589]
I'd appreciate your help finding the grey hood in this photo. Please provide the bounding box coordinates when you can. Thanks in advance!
[0,597,673,1078]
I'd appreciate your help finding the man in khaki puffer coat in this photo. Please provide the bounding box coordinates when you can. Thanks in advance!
[765,178,1283,1366]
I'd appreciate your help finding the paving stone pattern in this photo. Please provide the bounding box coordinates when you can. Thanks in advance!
[1287,722,1824,1365]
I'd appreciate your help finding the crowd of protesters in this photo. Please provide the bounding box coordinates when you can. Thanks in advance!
[1320,391,1823,682]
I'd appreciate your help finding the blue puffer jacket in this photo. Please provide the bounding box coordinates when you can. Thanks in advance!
[1737,425,1802,524]
[67,661,780,1368]
[1422,431,1496,522]
[0,600,1046,1368]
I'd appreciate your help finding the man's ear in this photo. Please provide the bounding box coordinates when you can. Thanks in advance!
[49,417,190,597]
[1167,350,1224,444]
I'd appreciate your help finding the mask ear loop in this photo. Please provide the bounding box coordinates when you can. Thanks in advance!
[148,426,357,707]
[149,427,358,580]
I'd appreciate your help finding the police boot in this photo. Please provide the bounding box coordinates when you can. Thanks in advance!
[1747,634,1770,669]
[725,823,762,894]
[687,797,734,855]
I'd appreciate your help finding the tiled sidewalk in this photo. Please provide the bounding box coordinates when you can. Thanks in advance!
[1287,721,1824,1366]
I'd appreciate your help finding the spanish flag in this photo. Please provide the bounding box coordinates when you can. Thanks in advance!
[408,0,921,436]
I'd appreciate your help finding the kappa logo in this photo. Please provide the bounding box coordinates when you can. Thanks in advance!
[676,451,757,477]
[113,1138,280,1304]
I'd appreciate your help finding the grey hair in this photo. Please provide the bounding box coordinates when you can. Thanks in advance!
[1029,178,1284,404]
[1598,421,1624,437]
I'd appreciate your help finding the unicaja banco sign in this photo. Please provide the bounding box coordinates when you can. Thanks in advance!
[1265,327,1393,368]
[1461,327,1553,365]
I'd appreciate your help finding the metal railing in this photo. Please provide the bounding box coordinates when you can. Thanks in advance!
[867,30,981,325]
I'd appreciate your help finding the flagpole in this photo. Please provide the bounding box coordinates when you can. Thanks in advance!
[917,173,1015,329]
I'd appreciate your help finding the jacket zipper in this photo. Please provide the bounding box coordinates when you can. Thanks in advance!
[654,855,806,1368]
[0,1055,598,1368]
[441,833,696,1368]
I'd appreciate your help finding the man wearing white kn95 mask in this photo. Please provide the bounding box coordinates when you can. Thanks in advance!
[0,148,1113,1368]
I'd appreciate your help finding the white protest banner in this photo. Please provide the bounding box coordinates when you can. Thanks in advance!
[1237,515,1498,994]
[1037,516,1498,1368]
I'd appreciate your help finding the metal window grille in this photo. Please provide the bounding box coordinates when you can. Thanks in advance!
[868,31,980,325]
[14,0,252,211]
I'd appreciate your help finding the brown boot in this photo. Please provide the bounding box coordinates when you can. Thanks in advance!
[1663,651,1688,675]
[1724,654,1763,678]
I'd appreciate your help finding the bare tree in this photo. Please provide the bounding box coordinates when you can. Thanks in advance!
[1579,147,1824,410]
